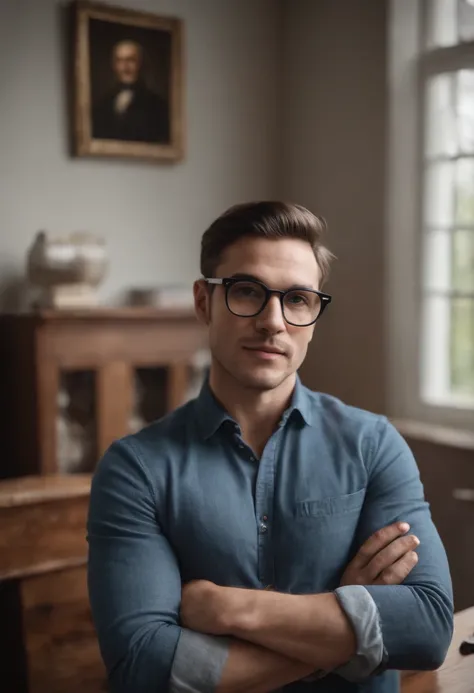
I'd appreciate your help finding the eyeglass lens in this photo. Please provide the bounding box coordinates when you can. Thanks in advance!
[227,280,321,325]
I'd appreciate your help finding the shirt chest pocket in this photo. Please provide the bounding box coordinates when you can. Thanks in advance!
[275,488,367,593]
[295,487,366,520]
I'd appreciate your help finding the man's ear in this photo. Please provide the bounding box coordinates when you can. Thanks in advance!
[193,279,210,325]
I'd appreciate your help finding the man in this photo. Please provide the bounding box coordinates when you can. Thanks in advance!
[92,39,169,143]
[87,202,453,693]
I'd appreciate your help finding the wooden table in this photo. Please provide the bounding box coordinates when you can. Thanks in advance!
[401,607,474,693]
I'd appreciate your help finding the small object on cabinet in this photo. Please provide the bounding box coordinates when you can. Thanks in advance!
[26,230,108,309]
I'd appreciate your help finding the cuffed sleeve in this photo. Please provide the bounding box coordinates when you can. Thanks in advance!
[170,630,230,693]
[334,585,385,681]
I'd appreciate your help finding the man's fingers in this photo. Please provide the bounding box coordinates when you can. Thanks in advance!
[366,534,420,581]
[374,550,419,585]
[350,522,411,569]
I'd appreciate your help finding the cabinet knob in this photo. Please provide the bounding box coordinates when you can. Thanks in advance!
[452,488,474,502]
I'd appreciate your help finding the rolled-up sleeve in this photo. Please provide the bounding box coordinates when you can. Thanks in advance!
[170,630,230,693]
[87,439,229,693]
[351,420,454,673]
[334,585,384,681]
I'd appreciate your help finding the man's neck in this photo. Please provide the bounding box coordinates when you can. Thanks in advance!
[208,363,296,456]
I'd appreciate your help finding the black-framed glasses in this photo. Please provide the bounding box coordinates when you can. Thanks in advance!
[204,277,332,327]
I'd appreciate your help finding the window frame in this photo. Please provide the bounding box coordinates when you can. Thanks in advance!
[387,0,474,430]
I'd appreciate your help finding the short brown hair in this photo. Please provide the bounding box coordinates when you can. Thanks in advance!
[200,201,335,287]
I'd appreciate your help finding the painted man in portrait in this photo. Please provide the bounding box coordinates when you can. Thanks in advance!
[92,39,169,144]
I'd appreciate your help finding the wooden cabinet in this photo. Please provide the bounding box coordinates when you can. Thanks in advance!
[0,309,208,479]
[400,433,474,612]
[0,475,105,693]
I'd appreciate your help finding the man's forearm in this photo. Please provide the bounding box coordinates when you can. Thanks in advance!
[222,588,357,671]
[217,638,316,693]
[170,629,315,693]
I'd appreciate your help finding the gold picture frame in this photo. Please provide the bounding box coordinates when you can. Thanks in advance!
[74,0,184,162]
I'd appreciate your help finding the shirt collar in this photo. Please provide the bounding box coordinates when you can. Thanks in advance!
[194,373,313,440]
[288,373,313,427]
[195,377,234,440]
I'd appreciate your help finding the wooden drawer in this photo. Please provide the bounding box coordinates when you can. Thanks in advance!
[23,566,106,693]
[1,497,89,577]
[0,475,106,692]
[0,564,106,693]
[0,476,90,578]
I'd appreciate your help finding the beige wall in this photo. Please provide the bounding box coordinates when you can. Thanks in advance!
[280,0,388,414]
[0,0,279,310]
[0,0,388,414]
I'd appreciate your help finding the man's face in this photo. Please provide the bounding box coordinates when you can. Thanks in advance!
[195,236,321,392]
[113,42,141,84]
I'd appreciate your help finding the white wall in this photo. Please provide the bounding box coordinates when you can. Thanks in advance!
[0,0,279,309]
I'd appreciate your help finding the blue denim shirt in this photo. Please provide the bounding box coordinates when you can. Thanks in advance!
[87,376,453,693]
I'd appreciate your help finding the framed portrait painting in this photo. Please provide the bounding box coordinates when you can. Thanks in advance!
[73,1,184,162]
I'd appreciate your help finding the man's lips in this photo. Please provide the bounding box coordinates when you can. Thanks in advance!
[243,345,287,356]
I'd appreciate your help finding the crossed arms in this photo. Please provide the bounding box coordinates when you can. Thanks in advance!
[87,422,453,693]
[175,522,418,693]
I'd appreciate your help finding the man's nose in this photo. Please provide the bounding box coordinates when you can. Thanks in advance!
[255,295,286,333]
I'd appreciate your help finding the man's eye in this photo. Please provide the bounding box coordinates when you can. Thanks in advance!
[233,284,259,297]
[287,294,307,305]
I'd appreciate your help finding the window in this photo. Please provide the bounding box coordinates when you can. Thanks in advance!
[387,0,474,428]
[426,0,474,48]
[421,69,474,406]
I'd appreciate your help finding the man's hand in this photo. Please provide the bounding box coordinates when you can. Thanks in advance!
[340,521,420,587]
